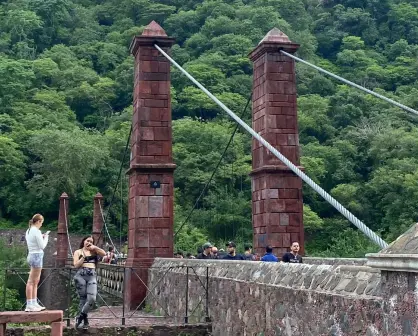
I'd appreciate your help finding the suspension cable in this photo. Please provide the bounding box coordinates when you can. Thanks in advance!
[98,199,120,254]
[155,44,388,249]
[174,93,252,238]
[63,198,73,257]
[280,50,418,117]
[97,125,132,244]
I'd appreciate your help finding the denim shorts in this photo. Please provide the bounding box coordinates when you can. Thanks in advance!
[27,252,44,268]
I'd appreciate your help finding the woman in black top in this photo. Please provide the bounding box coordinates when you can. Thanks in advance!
[73,235,106,329]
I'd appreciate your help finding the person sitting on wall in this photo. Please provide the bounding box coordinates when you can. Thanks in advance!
[197,242,213,259]
[260,245,279,262]
[281,242,303,263]
[223,241,245,260]
[174,251,184,258]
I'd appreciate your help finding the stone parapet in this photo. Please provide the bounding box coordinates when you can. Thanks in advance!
[148,258,386,335]
[304,257,367,266]
[151,258,380,297]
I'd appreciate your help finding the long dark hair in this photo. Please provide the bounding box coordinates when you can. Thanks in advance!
[79,235,94,249]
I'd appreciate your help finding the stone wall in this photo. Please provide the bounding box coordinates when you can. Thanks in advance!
[304,257,367,266]
[148,258,391,336]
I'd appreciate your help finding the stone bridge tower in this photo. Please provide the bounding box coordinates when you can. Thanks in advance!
[249,28,304,257]
[125,21,176,310]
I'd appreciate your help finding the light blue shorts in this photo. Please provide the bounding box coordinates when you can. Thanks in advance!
[27,252,44,268]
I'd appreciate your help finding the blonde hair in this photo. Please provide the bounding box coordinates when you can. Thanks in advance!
[28,214,44,228]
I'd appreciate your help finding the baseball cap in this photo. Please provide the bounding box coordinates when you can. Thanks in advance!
[202,242,213,249]
[226,241,236,247]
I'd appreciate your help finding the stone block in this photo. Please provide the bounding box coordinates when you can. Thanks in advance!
[163,197,173,217]
[268,233,283,246]
[270,225,287,233]
[135,229,149,248]
[282,233,291,247]
[253,214,264,228]
[280,213,289,226]
[154,127,170,140]
[285,199,301,212]
[289,213,302,226]
[287,226,300,233]
[138,72,168,81]
[144,98,168,108]
[270,199,285,212]
[279,189,299,199]
[148,196,163,217]
[140,127,154,140]
[151,218,171,228]
[135,196,149,217]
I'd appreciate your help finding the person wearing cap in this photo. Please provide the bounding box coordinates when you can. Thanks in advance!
[243,244,255,261]
[223,241,245,260]
[197,242,213,259]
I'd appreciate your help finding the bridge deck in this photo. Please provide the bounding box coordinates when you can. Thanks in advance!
[68,306,176,327]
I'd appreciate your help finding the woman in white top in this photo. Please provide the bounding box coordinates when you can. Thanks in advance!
[25,214,49,312]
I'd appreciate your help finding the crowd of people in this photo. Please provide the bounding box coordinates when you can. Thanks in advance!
[174,241,303,263]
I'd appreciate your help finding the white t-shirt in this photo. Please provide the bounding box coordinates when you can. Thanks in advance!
[26,226,48,253]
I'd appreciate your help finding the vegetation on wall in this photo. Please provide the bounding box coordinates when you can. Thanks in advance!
[1,0,418,256]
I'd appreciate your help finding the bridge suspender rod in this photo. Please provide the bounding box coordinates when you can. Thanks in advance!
[63,198,73,257]
[155,44,388,249]
[280,50,418,117]
[98,200,120,254]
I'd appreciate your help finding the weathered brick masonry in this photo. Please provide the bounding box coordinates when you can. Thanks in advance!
[125,21,176,310]
[249,29,304,257]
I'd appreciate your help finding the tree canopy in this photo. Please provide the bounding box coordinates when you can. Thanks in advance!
[1,0,418,257]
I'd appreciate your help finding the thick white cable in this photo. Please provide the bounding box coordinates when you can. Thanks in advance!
[280,50,418,117]
[98,199,120,254]
[63,198,73,257]
[155,44,388,249]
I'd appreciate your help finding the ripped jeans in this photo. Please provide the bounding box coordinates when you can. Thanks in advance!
[74,267,97,315]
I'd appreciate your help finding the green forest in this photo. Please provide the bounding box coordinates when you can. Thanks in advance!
[1,0,418,257]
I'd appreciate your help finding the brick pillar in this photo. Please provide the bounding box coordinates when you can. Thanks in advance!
[92,193,104,247]
[124,21,175,310]
[56,192,69,267]
[249,28,304,257]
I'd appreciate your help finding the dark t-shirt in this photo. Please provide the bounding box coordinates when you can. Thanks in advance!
[281,252,302,263]
[223,253,245,260]
[196,253,212,259]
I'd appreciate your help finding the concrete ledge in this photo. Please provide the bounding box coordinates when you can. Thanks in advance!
[366,253,418,272]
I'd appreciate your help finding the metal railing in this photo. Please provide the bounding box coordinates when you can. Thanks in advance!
[1,264,210,326]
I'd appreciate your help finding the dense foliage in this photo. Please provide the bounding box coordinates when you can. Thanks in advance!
[0,239,27,310]
[1,0,418,256]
